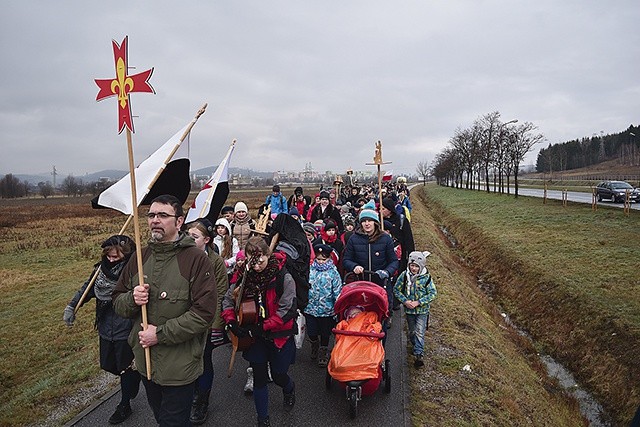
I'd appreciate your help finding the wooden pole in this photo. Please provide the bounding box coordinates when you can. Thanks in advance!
[126,127,152,381]
[74,215,134,314]
[377,164,384,230]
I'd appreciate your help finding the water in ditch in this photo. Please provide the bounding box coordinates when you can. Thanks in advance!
[440,226,610,426]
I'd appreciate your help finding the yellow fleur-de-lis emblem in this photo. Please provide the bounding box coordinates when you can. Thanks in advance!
[111,57,135,109]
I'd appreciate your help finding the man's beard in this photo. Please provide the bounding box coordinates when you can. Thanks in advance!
[151,229,165,242]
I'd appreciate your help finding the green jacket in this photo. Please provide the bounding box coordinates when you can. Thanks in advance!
[393,269,437,315]
[113,233,218,386]
[208,250,229,330]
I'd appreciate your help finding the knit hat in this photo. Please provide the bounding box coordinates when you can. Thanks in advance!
[221,205,234,215]
[324,219,337,231]
[358,200,379,223]
[302,222,316,236]
[313,243,333,257]
[383,219,393,230]
[340,204,351,214]
[196,218,215,239]
[408,251,431,271]
[234,201,248,213]
[343,214,355,227]
[289,206,300,216]
[294,186,303,195]
[236,249,246,261]
[319,190,330,200]
[382,197,397,214]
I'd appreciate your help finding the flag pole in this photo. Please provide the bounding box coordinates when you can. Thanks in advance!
[74,215,134,314]
[196,139,236,219]
[125,127,152,381]
[144,104,208,195]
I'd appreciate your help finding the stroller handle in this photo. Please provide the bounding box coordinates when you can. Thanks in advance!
[343,270,388,287]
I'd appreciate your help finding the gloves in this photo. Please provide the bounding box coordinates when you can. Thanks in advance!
[63,305,76,326]
[376,269,390,280]
[226,320,249,338]
[245,323,264,338]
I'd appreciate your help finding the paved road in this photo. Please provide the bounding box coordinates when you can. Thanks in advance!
[66,310,410,427]
[498,187,640,210]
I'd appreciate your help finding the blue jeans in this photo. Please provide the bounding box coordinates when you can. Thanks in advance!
[405,313,428,356]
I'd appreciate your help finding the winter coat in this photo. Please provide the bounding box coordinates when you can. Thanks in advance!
[70,260,132,341]
[385,211,415,272]
[393,269,437,315]
[304,259,342,317]
[221,252,297,348]
[112,233,218,386]
[208,250,230,330]
[265,192,288,216]
[342,228,399,287]
[309,204,344,232]
[214,218,240,274]
[231,216,256,250]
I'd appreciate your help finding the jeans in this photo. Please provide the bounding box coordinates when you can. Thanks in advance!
[405,313,428,356]
[141,378,195,426]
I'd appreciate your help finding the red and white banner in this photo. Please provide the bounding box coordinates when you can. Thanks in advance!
[382,170,393,182]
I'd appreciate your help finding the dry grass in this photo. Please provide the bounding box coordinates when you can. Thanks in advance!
[419,184,640,426]
[407,185,584,426]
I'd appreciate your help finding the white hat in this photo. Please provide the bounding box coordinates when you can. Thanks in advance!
[234,201,248,213]
[408,251,431,270]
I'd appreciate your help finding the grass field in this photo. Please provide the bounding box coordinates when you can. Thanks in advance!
[418,184,640,426]
[0,187,637,425]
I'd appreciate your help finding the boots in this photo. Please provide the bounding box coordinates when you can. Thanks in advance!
[317,346,329,367]
[310,339,319,360]
[190,388,210,425]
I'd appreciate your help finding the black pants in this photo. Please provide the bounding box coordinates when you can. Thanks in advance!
[141,377,195,426]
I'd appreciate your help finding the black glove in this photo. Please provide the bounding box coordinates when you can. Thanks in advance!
[245,322,263,338]
[63,305,76,326]
[226,320,249,338]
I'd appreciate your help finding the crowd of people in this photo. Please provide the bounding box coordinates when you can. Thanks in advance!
[63,179,437,427]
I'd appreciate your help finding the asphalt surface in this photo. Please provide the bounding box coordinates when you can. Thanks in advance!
[487,187,640,210]
[66,310,410,427]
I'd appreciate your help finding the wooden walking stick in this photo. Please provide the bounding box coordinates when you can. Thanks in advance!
[366,140,391,231]
[95,36,155,380]
[74,215,133,314]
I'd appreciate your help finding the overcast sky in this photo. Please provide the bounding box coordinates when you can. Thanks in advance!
[1,1,638,179]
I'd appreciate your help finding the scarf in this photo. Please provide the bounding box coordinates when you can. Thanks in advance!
[238,255,281,298]
[311,259,334,272]
[95,258,125,301]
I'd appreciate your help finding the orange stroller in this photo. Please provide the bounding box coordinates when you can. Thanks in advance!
[326,276,391,418]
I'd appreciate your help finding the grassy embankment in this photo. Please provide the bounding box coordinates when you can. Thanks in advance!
[411,184,639,426]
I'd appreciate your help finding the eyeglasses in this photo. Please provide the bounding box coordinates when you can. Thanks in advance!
[146,212,178,219]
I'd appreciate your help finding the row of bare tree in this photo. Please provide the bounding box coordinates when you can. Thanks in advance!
[430,111,544,197]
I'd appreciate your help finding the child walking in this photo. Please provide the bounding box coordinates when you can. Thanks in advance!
[304,243,343,367]
[393,250,437,368]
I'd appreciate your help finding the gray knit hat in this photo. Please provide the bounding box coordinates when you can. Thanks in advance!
[408,251,431,270]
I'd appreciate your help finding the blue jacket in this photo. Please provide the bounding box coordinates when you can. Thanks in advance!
[342,228,399,286]
[393,269,437,315]
[304,259,342,317]
[266,192,288,216]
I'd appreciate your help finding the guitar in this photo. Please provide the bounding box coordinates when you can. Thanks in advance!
[227,257,258,376]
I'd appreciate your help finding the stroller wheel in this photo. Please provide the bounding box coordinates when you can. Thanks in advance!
[325,370,332,390]
[349,389,358,419]
[384,359,391,394]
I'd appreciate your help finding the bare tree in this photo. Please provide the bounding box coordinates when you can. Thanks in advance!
[38,182,54,199]
[510,122,545,197]
[478,112,502,193]
[416,160,430,185]
[60,175,82,197]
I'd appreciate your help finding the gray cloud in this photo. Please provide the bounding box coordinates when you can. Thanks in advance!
[1,1,638,179]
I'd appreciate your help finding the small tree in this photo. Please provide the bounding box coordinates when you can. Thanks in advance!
[38,182,54,199]
[0,174,23,198]
[60,175,82,197]
[416,160,430,185]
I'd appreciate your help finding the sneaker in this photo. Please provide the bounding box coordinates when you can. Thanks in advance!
[414,354,424,368]
[244,367,254,394]
[257,416,271,427]
[283,382,295,412]
[108,403,132,424]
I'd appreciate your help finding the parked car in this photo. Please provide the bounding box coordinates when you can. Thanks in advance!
[595,181,640,203]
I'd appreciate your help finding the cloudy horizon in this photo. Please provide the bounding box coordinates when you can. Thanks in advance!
[2,1,638,179]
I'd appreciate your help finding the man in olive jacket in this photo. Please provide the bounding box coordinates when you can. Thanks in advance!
[113,194,217,426]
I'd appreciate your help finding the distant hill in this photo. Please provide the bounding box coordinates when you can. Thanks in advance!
[7,167,272,186]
